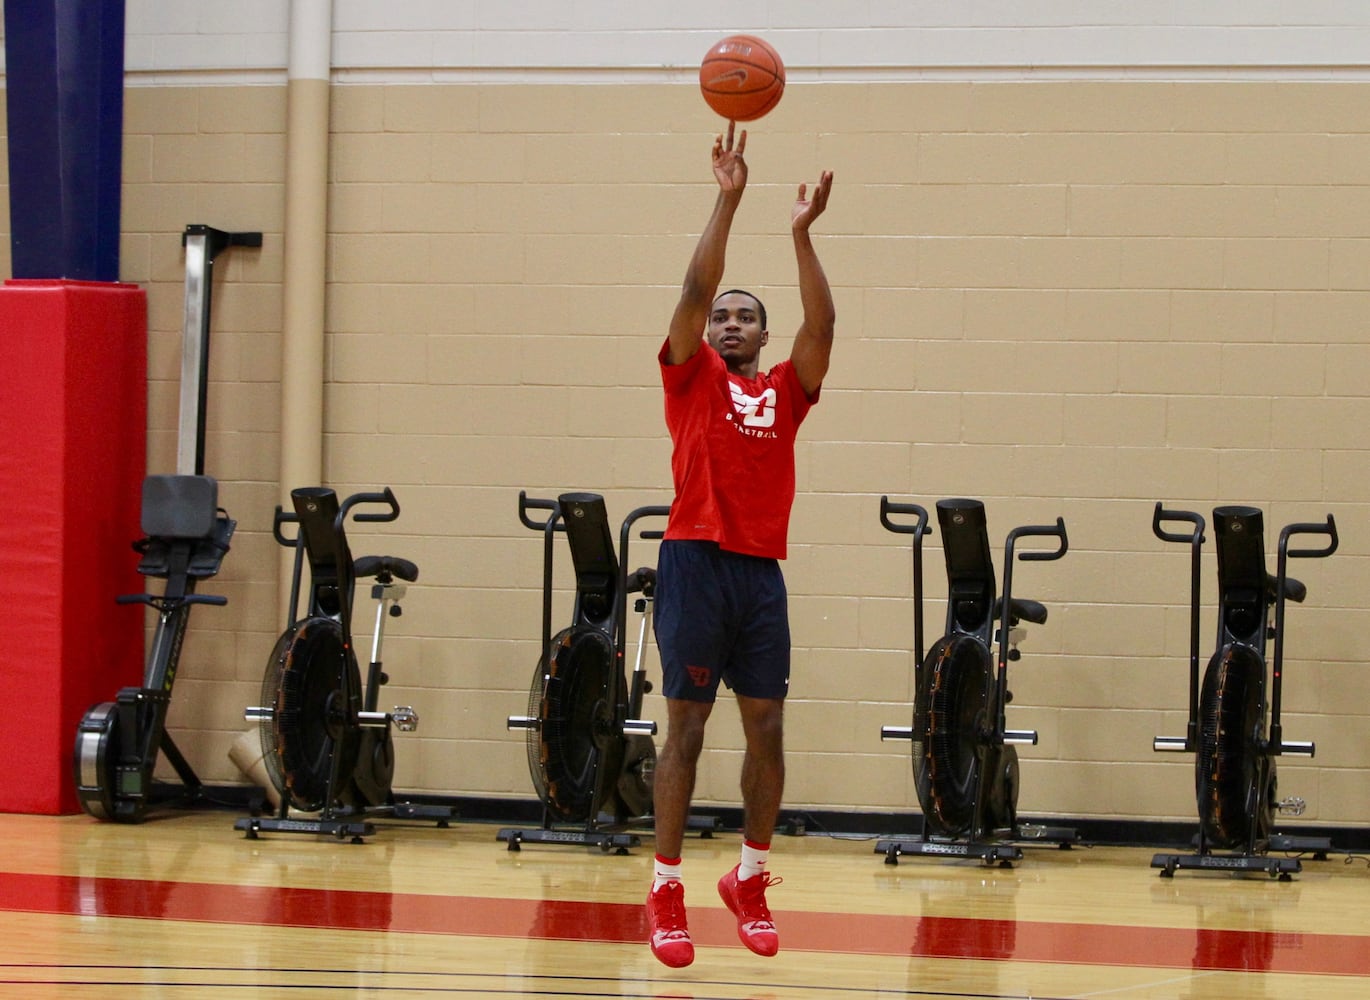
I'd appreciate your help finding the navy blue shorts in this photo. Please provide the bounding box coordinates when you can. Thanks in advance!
[653,540,791,702]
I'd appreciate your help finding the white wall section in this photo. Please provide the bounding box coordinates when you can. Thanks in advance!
[95,2,1370,83]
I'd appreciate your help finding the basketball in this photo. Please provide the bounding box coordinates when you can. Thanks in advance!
[699,34,785,122]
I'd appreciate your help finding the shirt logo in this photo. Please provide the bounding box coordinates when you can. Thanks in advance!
[730,384,777,429]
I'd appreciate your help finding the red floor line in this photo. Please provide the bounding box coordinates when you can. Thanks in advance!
[2,870,1368,977]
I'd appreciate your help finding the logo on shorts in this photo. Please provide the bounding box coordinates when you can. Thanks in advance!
[686,665,712,687]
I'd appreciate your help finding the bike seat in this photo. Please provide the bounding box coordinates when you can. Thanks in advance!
[626,566,656,596]
[354,554,419,582]
[994,596,1048,625]
[1269,572,1306,604]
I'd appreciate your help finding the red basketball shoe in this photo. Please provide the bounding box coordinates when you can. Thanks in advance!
[647,880,694,968]
[717,864,781,956]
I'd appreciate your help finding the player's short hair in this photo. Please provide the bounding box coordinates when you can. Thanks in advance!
[713,289,767,331]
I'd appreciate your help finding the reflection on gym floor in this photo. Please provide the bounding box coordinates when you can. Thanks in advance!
[2,810,1369,998]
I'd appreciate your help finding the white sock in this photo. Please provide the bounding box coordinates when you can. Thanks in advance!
[738,839,770,881]
[653,854,682,891]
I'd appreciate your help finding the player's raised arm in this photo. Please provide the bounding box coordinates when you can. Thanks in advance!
[788,170,835,396]
[666,124,748,366]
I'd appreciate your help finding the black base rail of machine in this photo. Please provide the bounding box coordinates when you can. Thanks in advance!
[234,486,453,843]
[875,497,1072,867]
[499,491,719,854]
[1149,502,1338,880]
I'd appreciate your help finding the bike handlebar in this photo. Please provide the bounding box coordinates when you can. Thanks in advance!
[1280,515,1338,560]
[618,503,670,650]
[117,593,227,608]
[273,487,402,546]
[337,487,400,528]
[879,496,932,537]
[1153,503,1206,545]
[272,506,296,546]
[518,491,564,532]
[519,492,668,539]
[622,503,670,540]
[1009,517,1068,561]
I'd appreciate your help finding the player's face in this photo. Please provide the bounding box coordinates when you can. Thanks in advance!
[707,293,768,369]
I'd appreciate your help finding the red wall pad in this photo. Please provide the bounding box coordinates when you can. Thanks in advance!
[0,279,147,813]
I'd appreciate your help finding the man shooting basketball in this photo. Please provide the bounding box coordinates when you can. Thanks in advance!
[647,122,835,968]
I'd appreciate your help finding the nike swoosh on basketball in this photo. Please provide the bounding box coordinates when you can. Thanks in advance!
[706,68,750,86]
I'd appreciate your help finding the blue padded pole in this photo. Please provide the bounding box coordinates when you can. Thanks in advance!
[4,0,126,281]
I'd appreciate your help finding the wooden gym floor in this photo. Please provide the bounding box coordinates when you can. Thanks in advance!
[2,808,1369,998]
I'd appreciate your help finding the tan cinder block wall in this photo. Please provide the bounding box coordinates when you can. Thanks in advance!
[32,78,1370,828]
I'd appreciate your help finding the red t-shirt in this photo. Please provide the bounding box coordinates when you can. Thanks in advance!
[659,339,818,559]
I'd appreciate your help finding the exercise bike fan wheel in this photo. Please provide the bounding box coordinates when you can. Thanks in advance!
[258,618,362,812]
[915,635,995,836]
[524,625,626,824]
[1196,645,1271,850]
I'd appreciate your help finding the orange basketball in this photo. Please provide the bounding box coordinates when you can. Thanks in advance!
[699,34,785,122]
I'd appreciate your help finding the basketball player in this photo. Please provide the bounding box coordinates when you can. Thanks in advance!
[646,122,835,968]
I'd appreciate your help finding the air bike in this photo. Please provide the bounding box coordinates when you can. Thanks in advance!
[1150,503,1337,880]
[234,486,454,843]
[500,491,719,854]
[876,497,1073,867]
